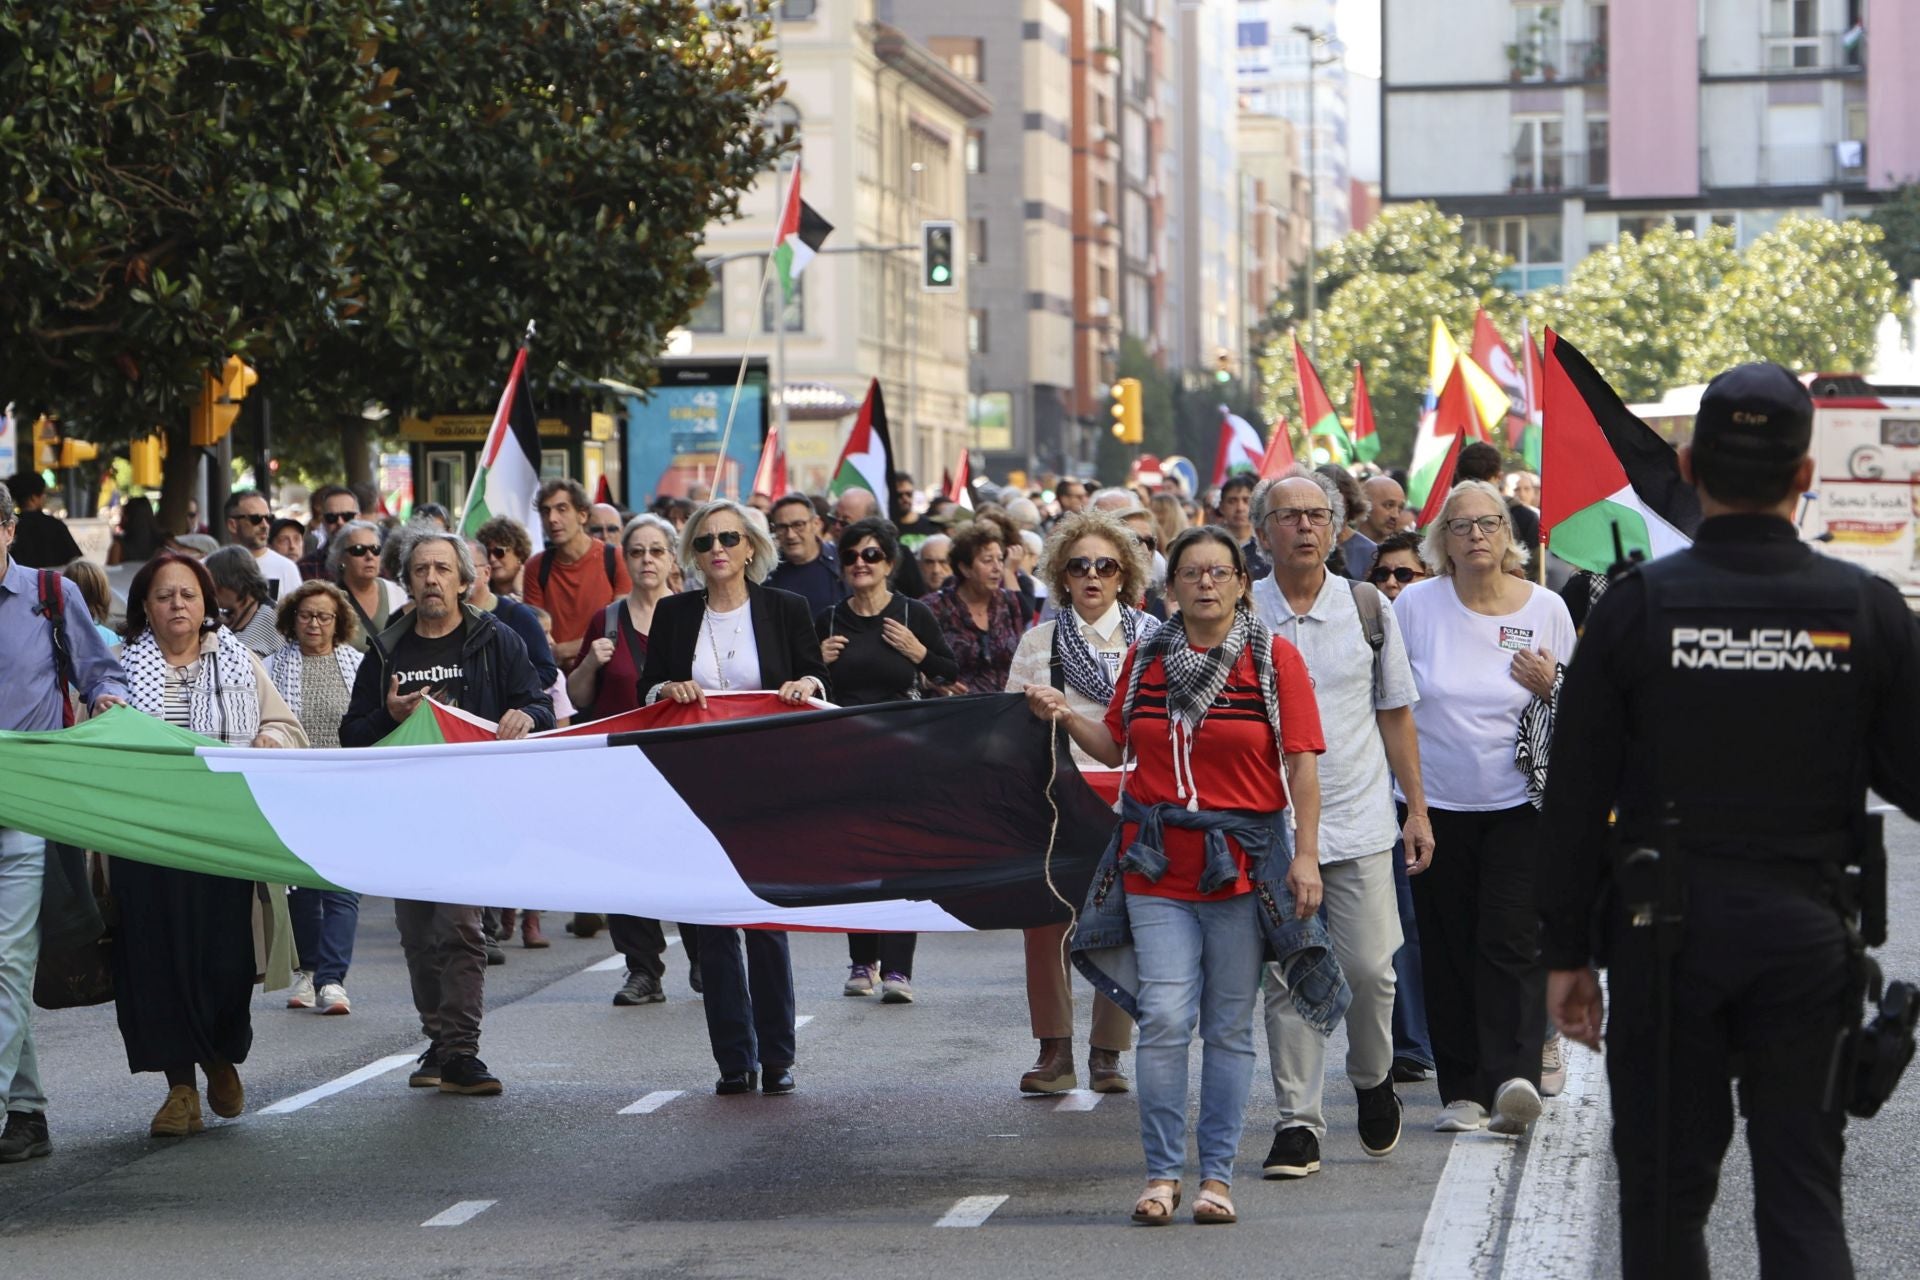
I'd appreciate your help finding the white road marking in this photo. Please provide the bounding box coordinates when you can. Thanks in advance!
[1053,1090,1102,1112]
[258,1052,420,1115]
[618,1090,684,1115]
[585,955,625,973]
[1410,1133,1517,1279]
[421,1199,497,1227]
[1501,1044,1606,1279]
[795,1014,814,1029]
[934,1195,1008,1228]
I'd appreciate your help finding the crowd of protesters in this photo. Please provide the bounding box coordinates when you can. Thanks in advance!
[0,456,1578,1234]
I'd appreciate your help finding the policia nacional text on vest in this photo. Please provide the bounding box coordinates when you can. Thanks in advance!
[1539,362,1920,1280]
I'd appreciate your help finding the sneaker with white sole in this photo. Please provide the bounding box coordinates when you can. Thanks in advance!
[880,972,914,1003]
[842,963,876,996]
[316,983,351,1016]
[1434,1100,1488,1132]
[1489,1077,1543,1136]
[1540,1035,1566,1098]
[286,970,315,1010]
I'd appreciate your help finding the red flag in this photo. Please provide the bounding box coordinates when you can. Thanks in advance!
[593,474,615,508]
[1292,335,1352,462]
[1350,363,1380,463]
[1415,360,1475,528]
[947,451,973,510]
[751,419,787,498]
[1258,415,1296,477]
[940,467,953,498]
[1471,308,1526,446]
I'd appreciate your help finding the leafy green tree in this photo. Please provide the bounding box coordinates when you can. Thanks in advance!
[1868,184,1920,285]
[1525,224,1740,402]
[1679,214,1897,381]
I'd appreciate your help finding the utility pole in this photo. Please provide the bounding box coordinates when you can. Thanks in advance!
[1292,25,1339,348]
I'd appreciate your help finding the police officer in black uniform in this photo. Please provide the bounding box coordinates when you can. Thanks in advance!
[1539,362,1920,1279]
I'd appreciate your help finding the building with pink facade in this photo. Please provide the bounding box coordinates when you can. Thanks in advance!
[1380,0,1912,293]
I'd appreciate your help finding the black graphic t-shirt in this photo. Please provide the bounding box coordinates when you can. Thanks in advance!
[388,626,469,708]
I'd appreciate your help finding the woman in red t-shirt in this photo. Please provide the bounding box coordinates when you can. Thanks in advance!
[1028,526,1325,1227]
[564,512,699,1005]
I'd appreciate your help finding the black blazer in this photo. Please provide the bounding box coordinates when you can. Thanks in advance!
[638,582,832,703]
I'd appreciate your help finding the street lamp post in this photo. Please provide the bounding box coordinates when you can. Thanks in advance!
[1291,25,1339,348]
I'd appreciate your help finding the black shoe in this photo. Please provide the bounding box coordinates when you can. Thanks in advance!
[1357,1078,1403,1157]
[612,972,666,1006]
[1261,1126,1321,1179]
[0,1110,51,1163]
[761,1067,795,1095]
[408,1047,443,1089]
[688,962,703,995]
[438,1054,504,1096]
[1391,1056,1433,1084]
[715,1071,758,1096]
[485,941,507,966]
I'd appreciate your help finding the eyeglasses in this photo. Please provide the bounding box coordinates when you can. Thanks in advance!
[1266,507,1333,528]
[1444,515,1507,538]
[234,513,270,525]
[344,543,379,559]
[589,524,621,539]
[320,510,358,525]
[844,545,888,565]
[772,518,813,535]
[690,530,743,553]
[483,545,511,561]
[1134,533,1158,552]
[295,610,337,625]
[1064,556,1122,580]
[1368,565,1424,585]
[627,544,671,558]
[1175,564,1238,585]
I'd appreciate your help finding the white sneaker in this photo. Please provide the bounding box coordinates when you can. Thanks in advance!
[842,963,876,996]
[1541,1035,1567,1098]
[316,983,351,1016]
[1489,1077,1543,1136]
[1434,1100,1488,1132]
[286,970,316,1010]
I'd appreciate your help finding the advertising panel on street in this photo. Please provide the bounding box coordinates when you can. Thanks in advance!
[1804,379,1920,599]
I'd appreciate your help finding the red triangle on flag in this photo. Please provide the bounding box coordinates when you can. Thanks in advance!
[1416,361,1476,527]
[1540,328,1632,531]
[1258,416,1296,477]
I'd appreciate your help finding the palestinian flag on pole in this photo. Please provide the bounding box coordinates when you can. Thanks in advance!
[1293,335,1352,464]
[773,159,834,302]
[1410,358,1476,526]
[751,417,787,499]
[828,379,893,500]
[1350,362,1380,463]
[1258,415,1296,478]
[0,698,1114,933]
[1211,406,1265,486]
[1541,329,1700,573]
[458,346,541,539]
[1519,319,1545,472]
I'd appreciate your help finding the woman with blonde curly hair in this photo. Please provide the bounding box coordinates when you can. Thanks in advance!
[1003,510,1159,1096]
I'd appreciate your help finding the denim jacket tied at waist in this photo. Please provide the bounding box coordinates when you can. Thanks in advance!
[1069,792,1351,1035]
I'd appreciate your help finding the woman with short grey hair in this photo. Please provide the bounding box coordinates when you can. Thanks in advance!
[328,519,407,652]
[675,499,777,590]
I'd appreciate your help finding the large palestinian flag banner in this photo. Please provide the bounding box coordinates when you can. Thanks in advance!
[0,696,1116,933]
[1541,330,1701,573]
[458,346,541,540]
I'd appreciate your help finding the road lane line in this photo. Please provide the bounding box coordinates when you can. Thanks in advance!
[934,1195,1008,1228]
[1500,1043,1606,1279]
[1410,1133,1515,1279]
[1054,1090,1102,1112]
[619,1090,684,1115]
[585,954,626,973]
[421,1200,497,1227]
[795,1014,814,1029]
[259,1052,420,1115]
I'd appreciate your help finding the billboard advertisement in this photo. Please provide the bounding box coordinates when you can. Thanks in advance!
[1805,404,1920,596]
[623,360,769,503]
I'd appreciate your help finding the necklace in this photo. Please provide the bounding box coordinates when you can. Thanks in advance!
[702,597,744,690]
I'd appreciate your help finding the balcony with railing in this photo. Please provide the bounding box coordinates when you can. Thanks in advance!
[1509,149,1607,195]
[1759,29,1864,73]
[1701,142,1868,188]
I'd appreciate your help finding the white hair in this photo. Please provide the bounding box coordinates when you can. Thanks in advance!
[679,499,777,586]
[1019,529,1043,556]
[1089,487,1143,514]
[1419,479,1531,575]
[1253,467,1344,531]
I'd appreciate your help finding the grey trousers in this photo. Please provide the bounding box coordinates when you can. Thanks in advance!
[1263,849,1401,1138]
[395,900,486,1057]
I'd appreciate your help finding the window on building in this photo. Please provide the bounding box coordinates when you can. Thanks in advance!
[1096,178,1112,217]
[1509,3,1563,81]
[762,273,804,334]
[969,217,988,264]
[1765,0,1819,69]
[1510,117,1565,192]
[1473,215,1564,293]
[929,37,984,83]
[1096,93,1110,131]
[687,265,724,333]
[1238,21,1269,48]
[968,308,988,355]
[776,0,816,20]
[965,129,984,175]
[1097,265,1112,307]
[1585,116,1609,188]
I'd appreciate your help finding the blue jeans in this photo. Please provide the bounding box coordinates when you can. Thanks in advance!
[288,889,361,987]
[0,830,48,1114]
[1127,890,1263,1186]
[1390,836,1434,1070]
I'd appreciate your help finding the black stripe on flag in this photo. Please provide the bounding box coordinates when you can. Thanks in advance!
[610,695,1114,931]
[504,349,542,469]
[1551,335,1701,538]
[797,199,834,254]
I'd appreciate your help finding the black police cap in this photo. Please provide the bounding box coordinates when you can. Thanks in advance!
[1692,362,1812,465]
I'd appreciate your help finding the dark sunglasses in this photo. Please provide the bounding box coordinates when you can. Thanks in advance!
[690,530,743,553]
[344,544,380,559]
[1134,533,1157,552]
[483,545,511,560]
[1369,565,1422,585]
[843,545,888,565]
[321,511,358,525]
[234,512,270,525]
[1065,556,1122,580]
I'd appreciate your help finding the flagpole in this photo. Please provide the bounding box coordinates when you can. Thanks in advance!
[713,250,776,502]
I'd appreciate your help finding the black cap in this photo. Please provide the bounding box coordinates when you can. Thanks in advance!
[1692,362,1812,464]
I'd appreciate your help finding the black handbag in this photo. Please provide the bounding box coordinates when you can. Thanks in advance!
[33,844,116,1010]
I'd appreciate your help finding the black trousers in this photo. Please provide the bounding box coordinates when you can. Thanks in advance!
[1605,863,1854,1280]
[846,932,917,978]
[608,915,700,981]
[698,927,796,1076]
[1408,804,1544,1108]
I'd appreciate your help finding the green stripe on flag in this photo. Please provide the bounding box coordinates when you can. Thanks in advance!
[1549,497,1652,574]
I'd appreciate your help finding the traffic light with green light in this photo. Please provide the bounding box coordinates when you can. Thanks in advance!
[921,220,957,292]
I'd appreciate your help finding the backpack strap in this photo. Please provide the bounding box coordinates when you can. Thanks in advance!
[603,541,618,589]
[537,549,554,592]
[1349,579,1387,703]
[604,600,622,642]
[36,571,76,727]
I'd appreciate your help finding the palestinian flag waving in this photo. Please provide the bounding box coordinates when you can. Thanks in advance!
[1541,330,1701,573]
[1258,415,1296,478]
[1293,335,1352,463]
[1350,362,1380,463]
[1211,407,1265,486]
[0,698,1113,933]
[774,158,834,302]
[1413,359,1474,527]
[458,346,541,539]
[828,378,894,500]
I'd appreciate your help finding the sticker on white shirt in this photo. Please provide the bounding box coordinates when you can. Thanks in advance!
[1498,625,1535,651]
[1100,651,1123,680]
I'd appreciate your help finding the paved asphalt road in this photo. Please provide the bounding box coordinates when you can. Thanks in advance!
[4,808,1917,1278]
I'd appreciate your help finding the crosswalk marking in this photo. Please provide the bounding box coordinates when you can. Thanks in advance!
[618,1090,684,1115]
[934,1195,1008,1228]
[421,1200,497,1228]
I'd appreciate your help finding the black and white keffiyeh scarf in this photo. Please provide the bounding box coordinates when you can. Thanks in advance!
[1119,604,1292,818]
[123,628,262,745]
[1053,605,1157,706]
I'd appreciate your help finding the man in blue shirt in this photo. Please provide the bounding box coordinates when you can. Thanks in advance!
[0,481,129,1164]
[766,493,844,617]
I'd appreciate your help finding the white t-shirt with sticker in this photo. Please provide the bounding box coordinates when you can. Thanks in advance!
[1392,576,1577,812]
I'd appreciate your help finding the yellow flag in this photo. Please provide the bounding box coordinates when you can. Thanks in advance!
[1428,317,1510,440]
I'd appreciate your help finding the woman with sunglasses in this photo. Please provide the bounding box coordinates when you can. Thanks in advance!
[816,517,958,1004]
[638,500,829,1097]
[1391,480,1576,1139]
[327,520,407,654]
[1004,511,1157,1097]
[1365,531,1429,602]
